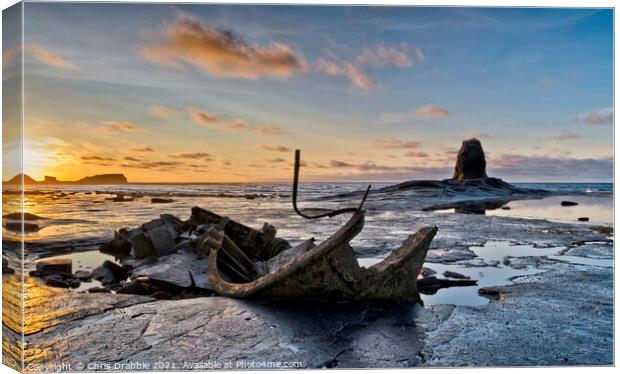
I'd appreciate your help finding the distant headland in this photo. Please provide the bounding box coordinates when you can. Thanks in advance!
[4,173,128,185]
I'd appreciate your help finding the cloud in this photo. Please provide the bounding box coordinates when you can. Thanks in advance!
[331,160,357,168]
[189,108,287,136]
[169,152,213,160]
[544,130,583,141]
[404,151,429,158]
[314,43,422,91]
[140,13,306,80]
[573,107,613,125]
[373,137,421,149]
[100,121,145,133]
[120,160,184,170]
[255,124,288,136]
[315,59,377,91]
[489,154,612,181]
[415,104,453,119]
[355,44,414,68]
[260,145,291,152]
[131,146,156,152]
[123,156,142,162]
[380,104,453,124]
[3,46,19,65]
[149,106,176,118]
[267,158,286,163]
[468,131,494,139]
[81,156,116,162]
[26,45,76,70]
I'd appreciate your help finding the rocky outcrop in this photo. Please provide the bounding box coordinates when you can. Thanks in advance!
[3,173,128,185]
[452,138,488,180]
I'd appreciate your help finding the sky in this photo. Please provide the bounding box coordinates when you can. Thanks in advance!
[2,4,614,183]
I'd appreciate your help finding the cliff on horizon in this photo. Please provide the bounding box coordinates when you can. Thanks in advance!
[3,173,128,185]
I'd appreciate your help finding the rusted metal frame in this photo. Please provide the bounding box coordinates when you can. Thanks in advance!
[293,149,371,219]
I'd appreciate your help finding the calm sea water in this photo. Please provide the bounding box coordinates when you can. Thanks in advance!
[2,182,613,246]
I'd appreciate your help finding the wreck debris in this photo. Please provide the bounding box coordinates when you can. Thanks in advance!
[204,150,438,303]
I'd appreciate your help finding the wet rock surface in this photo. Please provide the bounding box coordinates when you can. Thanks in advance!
[420,265,612,366]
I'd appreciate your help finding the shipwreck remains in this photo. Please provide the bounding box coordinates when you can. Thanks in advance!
[204,150,438,303]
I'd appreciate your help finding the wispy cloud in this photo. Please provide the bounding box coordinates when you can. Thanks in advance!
[81,155,116,162]
[99,121,146,133]
[573,107,613,125]
[189,108,287,136]
[140,12,306,80]
[131,146,156,152]
[489,154,612,181]
[149,105,177,118]
[26,45,76,70]
[315,59,377,91]
[267,158,286,163]
[415,104,453,119]
[404,151,429,158]
[355,44,414,68]
[2,45,19,65]
[260,145,291,152]
[169,152,213,160]
[468,131,494,139]
[372,137,421,149]
[544,130,583,141]
[380,104,453,124]
[314,43,423,91]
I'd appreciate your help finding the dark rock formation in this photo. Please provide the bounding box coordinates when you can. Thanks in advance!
[76,173,128,184]
[452,138,488,180]
[4,173,37,185]
[4,173,128,185]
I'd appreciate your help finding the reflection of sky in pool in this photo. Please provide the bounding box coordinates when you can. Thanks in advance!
[486,195,613,225]
[359,241,612,307]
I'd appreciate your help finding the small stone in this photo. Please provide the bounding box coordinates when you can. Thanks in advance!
[36,258,72,276]
[421,267,437,277]
[443,270,470,280]
[69,278,81,288]
[578,217,590,222]
[561,201,578,206]
[501,206,511,210]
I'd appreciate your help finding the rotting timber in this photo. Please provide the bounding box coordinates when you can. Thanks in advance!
[204,150,439,303]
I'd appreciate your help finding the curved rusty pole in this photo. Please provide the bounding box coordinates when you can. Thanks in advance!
[293,149,371,219]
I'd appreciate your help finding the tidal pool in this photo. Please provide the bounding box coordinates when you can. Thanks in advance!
[360,240,612,307]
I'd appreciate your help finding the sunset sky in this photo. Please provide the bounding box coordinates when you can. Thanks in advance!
[2,4,614,182]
